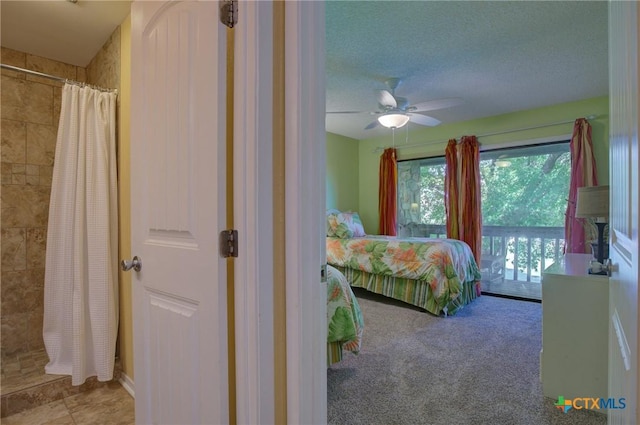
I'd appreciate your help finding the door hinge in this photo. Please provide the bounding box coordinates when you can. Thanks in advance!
[219,229,238,258]
[220,0,238,28]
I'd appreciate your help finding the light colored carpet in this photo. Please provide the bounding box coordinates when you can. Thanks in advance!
[327,289,607,425]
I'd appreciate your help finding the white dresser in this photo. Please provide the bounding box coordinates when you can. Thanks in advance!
[540,253,609,403]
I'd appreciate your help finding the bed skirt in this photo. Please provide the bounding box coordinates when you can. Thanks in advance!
[332,265,479,316]
[327,342,343,366]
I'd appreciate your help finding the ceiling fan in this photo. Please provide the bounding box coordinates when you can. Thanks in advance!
[327,78,463,130]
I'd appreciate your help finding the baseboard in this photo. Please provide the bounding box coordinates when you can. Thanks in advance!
[119,373,135,398]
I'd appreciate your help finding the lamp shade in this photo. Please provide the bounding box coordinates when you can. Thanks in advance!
[377,113,410,129]
[575,185,609,219]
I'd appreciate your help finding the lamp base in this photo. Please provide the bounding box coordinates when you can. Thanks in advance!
[588,269,608,276]
[590,242,609,262]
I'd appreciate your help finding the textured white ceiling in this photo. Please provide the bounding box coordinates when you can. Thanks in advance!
[326,1,609,140]
[1,1,608,142]
[1,0,132,67]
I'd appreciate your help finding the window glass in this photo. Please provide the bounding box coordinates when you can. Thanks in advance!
[397,142,570,228]
[480,143,570,227]
[397,157,446,226]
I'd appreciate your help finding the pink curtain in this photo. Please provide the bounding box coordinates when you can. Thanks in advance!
[445,137,482,296]
[378,148,397,236]
[459,136,482,272]
[445,139,459,239]
[564,118,599,253]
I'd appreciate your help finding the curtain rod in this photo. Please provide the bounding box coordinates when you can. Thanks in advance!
[1,63,117,94]
[372,114,597,153]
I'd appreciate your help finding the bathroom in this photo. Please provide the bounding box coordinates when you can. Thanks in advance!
[1,4,134,418]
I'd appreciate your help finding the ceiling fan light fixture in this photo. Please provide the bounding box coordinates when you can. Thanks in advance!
[377,112,410,129]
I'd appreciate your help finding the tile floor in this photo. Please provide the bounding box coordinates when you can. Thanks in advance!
[1,348,61,396]
[2,348,131,422]
[2,381,134,425]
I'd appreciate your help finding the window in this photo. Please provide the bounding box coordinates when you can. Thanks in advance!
[398,142,570,228]
[397,156,446,226]
[397,141,571,299]
[480,143,570,228]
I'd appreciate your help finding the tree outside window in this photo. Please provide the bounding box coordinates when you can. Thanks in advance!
[397,142,570,277]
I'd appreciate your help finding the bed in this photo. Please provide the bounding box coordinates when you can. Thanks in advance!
[326,209,482,316]
[327,264,364,366]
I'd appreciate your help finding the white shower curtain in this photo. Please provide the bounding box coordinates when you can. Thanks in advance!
[43,83,118,386]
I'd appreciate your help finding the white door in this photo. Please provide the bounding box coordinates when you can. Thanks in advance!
[130,1,229,424]
[608,2,639,424]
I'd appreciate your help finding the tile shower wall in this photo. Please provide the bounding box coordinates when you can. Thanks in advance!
[1,27,121,359]
[1,48,80,358]
[86,27,121,93]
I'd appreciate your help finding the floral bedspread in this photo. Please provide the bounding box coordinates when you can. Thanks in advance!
[327,265,363,355]
[327,235,481,306]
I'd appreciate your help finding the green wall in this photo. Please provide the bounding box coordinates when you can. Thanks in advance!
[356,96,610,233]
[326,132,360,212]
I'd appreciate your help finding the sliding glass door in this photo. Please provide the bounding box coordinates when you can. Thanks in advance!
[479,142,570,299]
[397,141,571,300]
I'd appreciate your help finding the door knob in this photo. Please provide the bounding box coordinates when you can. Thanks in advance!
[121,256,142,272]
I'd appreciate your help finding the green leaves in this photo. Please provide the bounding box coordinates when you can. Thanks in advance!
[371,258,392,275]
[478,152,570,227]
[398,145,571,228]
[327,307,356,342]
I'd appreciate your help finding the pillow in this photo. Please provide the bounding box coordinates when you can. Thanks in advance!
[327,211,366,238]
[326,211,337,236]
[343,211,366,237]
[327,212,353,238]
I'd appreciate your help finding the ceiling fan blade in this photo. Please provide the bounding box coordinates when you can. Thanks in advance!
[364,121,379,130]
[326,110,369,114]
[376,90,397,108]
[408,113,441,127]
[410,97,464,112]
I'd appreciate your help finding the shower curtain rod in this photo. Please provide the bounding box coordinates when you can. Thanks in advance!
[372,114,597,153]
[1,63,117,94]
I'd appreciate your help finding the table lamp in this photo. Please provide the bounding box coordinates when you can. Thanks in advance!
[575,185,609,274]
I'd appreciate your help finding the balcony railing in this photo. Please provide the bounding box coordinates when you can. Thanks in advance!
[397,223,566,282]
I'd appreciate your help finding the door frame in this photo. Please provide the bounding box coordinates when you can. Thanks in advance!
[283,2,327,424]
[608,1,639,423]
[233,1,326,424]
[232,1,275,424]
